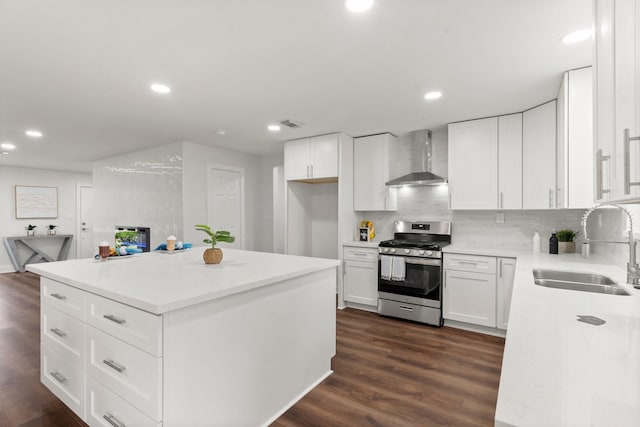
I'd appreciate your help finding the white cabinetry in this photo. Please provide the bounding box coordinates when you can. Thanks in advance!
[443,253,516,331]
[443,254,497,327]
[594,0,640,202]
[498,113,524,209]
[496,257,516,330]
[557,67,594,208]
[353,133,397,211]
[342,245,378,310]
[40,277,163,425]
[523,100,557,209]
[284,134,339,181]
[448,115,522,210]
[448,118,498,210]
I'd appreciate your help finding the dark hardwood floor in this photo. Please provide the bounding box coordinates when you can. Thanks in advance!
[0,272,505,427]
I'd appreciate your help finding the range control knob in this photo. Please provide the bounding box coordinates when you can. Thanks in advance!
[404,249,410,254]
[390,248,396,253]
[418,250,425,255]
[425,251,433,256]
[380,247,387,253]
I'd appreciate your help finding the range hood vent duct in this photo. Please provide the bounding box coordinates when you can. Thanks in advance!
[385,129,447,187]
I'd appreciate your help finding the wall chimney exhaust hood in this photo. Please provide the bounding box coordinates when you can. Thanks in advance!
[385,129,448,187]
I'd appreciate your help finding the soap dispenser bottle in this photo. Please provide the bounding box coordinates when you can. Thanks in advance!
[533,229,541,253]
[549,229,559,254]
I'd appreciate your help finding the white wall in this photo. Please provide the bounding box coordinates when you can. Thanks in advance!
[92,142,183,251]
[182,141,261,251]
[0,166,92,272]
[258,153,284,253]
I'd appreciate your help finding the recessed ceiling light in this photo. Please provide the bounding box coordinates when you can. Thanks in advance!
[561,29,593,44]
[424,91,443,100]
[0,143,15,150]
[1,151,8,155]
[346,0,374,13]
[150,83,171,94]
[215,129,227,135]
[25,129,43,138]
[268,124,281,132]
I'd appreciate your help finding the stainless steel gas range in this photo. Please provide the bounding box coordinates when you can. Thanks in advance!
[377,221,451,326]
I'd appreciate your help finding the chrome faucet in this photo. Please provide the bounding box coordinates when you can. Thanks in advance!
[582,204,640,288]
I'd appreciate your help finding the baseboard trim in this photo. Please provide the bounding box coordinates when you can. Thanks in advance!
[0,265,17,274]
[444,319,507,338]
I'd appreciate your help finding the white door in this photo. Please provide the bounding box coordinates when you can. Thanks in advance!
[78,185,94,258]
[208,167,243,249]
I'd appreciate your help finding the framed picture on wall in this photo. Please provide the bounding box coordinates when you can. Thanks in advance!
[358,227,370,242]
[15,185,58,219]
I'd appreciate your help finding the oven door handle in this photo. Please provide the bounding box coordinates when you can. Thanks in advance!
[403,258,442,267]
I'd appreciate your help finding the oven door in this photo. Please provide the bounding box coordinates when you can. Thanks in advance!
[378,256,442,301]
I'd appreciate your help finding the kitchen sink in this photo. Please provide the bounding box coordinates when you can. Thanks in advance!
[532,269,631,296]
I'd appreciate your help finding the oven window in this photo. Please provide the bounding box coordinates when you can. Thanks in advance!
[378,258,441,299]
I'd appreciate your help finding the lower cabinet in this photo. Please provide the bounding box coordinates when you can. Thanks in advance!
[443,253,516,330]
[343,245,379,310]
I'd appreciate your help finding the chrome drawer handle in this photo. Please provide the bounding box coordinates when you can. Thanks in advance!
[50,293,66,300]
[103,314,126,325]
[50,328,67,338]
[50,371,66,383]
[457,261,478,265]
[103,359,126,373]
[103,413,126,427]
[399,305,413,312]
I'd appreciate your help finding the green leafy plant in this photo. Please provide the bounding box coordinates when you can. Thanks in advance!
[556,229,578,242]
[47,224,57,230]
[25,224,37,230]
[195,224,235,248]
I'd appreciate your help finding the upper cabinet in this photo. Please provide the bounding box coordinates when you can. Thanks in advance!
[448,115,522,210]
[448,117,499,210]
[594,0,640,203]
[523,100,557,209]
[284,134,339,181]
[353,133,397,211]
[498,114,524,210]
[557,67,593,209]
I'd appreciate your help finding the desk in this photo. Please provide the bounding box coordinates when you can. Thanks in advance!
[3,234,73,272]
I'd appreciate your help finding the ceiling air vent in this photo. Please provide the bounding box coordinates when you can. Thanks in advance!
[279,119,305,129]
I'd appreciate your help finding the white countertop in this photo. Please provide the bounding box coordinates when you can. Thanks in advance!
[27,248,340,315]
[445,245,640,426]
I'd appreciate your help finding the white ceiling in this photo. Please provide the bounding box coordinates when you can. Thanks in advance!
[0,0,592,173]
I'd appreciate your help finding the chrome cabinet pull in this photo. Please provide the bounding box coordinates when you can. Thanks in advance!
[50,371,66,383]
[458,261,478,265]
[624,128,640,195]
[50,293,66,300]
[499,259,503,278]
[399,305,413,311]
[103,413,126,427]
[103,314,126,325]
[596,149,611,199]
[103,359,126,373]
[548,189,553,208]
[50,328,67,338]
[500,192,504,209]
[310,164,314,178]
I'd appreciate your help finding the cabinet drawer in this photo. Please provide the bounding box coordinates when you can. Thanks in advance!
[42,304,85,369]
[86,377,161,427]
[86,326,162,421]
[343,246,378,262]
[444,253,496,274]
[86,293,162,357]
[42,344,85,419]
[41,277,85,320]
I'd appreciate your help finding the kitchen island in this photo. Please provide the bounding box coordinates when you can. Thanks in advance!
[27,248,340,427]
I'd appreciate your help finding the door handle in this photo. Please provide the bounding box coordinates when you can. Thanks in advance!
[624,129,640,194]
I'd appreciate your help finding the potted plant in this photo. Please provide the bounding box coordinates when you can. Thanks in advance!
[195,224,235,264]
[556,229,578,253]
[47,224,57,236]
[25,224,37,236]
